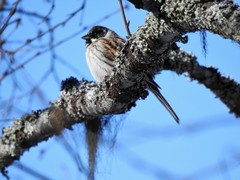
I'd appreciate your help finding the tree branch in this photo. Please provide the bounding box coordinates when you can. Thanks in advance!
[128,0,240,43]
[163,48,240,116]
[0,0,20,35]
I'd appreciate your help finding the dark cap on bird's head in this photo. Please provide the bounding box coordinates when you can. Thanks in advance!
[82,26,109,44]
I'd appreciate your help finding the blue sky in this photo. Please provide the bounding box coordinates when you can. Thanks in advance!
[1,0,240,179]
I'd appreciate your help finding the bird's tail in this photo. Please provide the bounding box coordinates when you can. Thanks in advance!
[144,75,180,124]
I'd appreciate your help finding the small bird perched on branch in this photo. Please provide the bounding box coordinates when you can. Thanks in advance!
[82,26,179,123]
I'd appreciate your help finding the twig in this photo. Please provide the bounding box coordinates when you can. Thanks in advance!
[118,0,131,37]
[2,8,50,20]
[41,0,55,23]
[0,0,20,35]
[79,0,87,25]
[11,4,84,54]
[14,162,51,180]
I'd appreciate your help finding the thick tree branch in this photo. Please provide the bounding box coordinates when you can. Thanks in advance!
[163,49,240,116]
[129,0,240,42]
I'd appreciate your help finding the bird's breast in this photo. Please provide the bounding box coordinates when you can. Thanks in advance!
[86,43,115,83]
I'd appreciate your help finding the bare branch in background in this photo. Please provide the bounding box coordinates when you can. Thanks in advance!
[0,0,20,35]
[118,0,131,37]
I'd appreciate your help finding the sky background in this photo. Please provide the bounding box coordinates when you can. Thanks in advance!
[1,0,240,179]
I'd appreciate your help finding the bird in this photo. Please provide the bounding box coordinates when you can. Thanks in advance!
[82,26,179,123]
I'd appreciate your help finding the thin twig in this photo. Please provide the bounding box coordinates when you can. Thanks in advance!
[11,4,84,54]
[14,162,51,180]
[41,0,55,23]
[0,0,20,35]
[118,0,131,37]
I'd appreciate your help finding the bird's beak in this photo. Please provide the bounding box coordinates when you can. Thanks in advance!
[82,34,90,40]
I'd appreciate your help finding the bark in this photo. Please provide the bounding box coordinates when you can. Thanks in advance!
[129,0,240,42]
[1,0,240,171]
